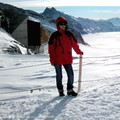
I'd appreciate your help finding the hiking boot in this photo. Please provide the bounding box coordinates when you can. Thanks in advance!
[59,91,65,96]
[67,90,78,96]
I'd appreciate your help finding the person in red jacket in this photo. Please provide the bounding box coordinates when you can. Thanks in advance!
[48,16,83,96]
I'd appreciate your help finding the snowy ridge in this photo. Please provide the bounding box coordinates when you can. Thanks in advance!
[0,30,120,119]
[0,28,27,54]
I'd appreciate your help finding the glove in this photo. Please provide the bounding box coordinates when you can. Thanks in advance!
[51,64,55,66]
[80,51,83,55]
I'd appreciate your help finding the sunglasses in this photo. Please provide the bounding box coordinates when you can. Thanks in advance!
[59,22,67,26]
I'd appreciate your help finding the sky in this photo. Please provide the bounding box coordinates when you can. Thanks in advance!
[0,0,120,19]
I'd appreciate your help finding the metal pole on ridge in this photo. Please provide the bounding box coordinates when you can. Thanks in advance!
[77,55,83,93]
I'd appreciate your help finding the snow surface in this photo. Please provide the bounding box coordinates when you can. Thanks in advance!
[0,30,120,120]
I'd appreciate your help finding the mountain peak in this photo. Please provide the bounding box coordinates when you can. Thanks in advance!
[51,7,56,11]
[43,7,57,14]
[42,7,63,20]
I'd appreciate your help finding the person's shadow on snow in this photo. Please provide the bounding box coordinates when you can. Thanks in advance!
[28,96,74,120]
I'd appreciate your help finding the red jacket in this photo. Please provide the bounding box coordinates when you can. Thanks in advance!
[48,17,83,65]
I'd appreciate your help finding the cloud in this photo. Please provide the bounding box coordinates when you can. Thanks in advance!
[1,0,120,7]
[2,0,62,7]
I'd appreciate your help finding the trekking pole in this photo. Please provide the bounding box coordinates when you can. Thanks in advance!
[77,55,83,93]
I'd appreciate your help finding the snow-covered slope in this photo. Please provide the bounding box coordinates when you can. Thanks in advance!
[0,28,27,54]
[0,32,120,120]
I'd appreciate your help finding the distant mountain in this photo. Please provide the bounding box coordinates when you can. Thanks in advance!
[107,17,120,26]
[42,7,120,34]
[77,17,120,33]
[97,20,120,32]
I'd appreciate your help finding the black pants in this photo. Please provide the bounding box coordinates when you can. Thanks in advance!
[54,64,74,92]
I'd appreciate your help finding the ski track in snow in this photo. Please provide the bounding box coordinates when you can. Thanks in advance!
[0,32,120,120]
